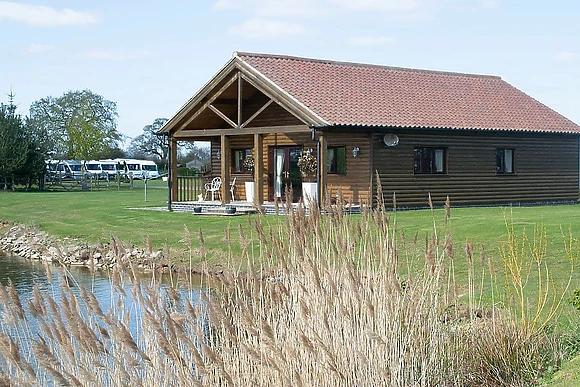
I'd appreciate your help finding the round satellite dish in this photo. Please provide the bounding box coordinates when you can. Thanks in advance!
[383,134,399,147]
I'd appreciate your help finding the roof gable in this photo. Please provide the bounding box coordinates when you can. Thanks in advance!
[236,52,580,134]
[159,56,326,135]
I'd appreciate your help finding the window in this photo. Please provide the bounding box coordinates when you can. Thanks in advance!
[233,149,252,173]
[496,148,514,174]
[413,147,447,174]
[327,146,346,175]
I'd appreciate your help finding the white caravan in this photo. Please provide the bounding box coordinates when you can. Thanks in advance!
[115,159,159,179]
[83,160,106,179]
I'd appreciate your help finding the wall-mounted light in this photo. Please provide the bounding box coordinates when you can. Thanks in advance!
[352,146,360,158]
[216,150,221,160]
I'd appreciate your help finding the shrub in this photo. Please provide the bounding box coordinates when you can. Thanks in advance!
[569,289,580,311]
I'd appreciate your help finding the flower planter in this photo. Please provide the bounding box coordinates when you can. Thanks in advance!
[245,181,255,203]
[302,182,318,203]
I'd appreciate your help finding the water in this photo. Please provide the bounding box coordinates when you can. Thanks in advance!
[0,249,114,295]
[0,249,206,334]
[0,249,213,384]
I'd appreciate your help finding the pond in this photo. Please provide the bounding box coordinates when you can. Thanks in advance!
[0,249,215,384]
[0,249,206,334]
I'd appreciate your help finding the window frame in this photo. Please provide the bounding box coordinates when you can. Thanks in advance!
[496,148,515,174]
[413,147,447,175]
[232,148,253,174]
[327,146,347,175]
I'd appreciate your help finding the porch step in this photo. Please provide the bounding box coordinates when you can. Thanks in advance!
[169,202,361,215]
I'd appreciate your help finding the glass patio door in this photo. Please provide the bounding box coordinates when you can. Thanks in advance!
[270,146,302,202]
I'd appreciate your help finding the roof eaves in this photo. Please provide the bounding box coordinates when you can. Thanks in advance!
[320,123,580,134]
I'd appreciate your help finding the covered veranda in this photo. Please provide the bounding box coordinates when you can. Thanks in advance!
[159,56,333,212]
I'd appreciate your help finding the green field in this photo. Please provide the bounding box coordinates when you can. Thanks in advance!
[2,183,580,384]
[2,182,580,305]
[2,182,580,276]
[2,181,580,250]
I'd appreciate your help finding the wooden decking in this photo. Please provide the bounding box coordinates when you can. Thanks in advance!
[170,200,362,215]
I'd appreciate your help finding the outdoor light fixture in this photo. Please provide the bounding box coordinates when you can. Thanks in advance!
[352,146,360,158]
[216,150,221,160]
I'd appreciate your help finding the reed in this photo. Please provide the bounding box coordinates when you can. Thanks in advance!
[0,190,576,386]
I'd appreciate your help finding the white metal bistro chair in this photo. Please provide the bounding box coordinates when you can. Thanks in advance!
[229,177,236,201]
[204,177,222,201]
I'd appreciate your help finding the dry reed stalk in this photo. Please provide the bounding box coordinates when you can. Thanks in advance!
[0,179,574,386]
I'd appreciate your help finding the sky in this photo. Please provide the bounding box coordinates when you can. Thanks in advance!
[1,0,579,143]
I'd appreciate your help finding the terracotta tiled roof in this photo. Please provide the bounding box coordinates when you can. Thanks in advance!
[237,52,580,133]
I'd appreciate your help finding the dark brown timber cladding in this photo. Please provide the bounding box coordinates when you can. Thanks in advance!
[320,132,373,204]
[373,129,579,207]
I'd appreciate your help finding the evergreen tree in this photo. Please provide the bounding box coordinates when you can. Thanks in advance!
[0,101,28,188]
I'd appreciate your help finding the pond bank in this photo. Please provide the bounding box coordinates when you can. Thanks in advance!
[0,220,166,271]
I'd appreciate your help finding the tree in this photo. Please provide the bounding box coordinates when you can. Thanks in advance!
[0,93,48,189]
[14,116,51,189]
[29,90,120,160]
[128,118,168,162]
[179,143,210,165]
[0,102,28,180]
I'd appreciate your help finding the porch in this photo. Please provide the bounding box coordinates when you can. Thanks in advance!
[160,58,371,209]
[172,176,320,214]
[169,199,361,215]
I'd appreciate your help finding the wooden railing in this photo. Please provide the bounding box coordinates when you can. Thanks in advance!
[177,176,205,201]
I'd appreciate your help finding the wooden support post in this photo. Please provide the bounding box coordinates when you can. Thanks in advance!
[254,133,264,204]
[318,133,327,204]
[237,72,242,127]
[220,134,230,204]
[169,137,178,203]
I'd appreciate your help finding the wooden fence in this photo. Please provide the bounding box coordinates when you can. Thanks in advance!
[177,176,205,201]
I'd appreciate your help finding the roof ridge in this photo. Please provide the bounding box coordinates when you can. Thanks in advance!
[234,51,501,80]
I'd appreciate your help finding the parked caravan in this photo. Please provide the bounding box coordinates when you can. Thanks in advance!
[99,160,120,177]
[139,160,159,179]
[63,160,84,180]
[83,160,106,179]
[46,160,69,179]
[123,159,145,179]
[46,160,86,180]
[114,159,159,179]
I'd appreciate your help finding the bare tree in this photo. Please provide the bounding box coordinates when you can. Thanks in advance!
[128,118,168,161]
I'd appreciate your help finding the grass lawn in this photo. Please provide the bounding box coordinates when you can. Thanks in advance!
[549,354,580,386]
[2,182,580,272]
[0,181,270,257]
[2,183,580,383]
[2,182,580,298]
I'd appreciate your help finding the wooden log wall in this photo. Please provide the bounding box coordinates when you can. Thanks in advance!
[206,131,373,204]
[372,129,579,208]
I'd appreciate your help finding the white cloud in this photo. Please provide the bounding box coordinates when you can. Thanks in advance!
[327,0,420,12]
[83,49,152,61]
[480,0,501,8]
[556,52,580,62]
[211,0,242,11]
[256,0,327,18]
[228,18,306,39]
[0,2,98,26]
[26,43,54,53]
[347,36,394,46]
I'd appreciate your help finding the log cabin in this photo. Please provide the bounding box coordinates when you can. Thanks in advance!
[158,52,580,209]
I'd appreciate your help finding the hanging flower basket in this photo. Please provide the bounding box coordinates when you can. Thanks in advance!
[298,150,317,182]
[242,156,254,176]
